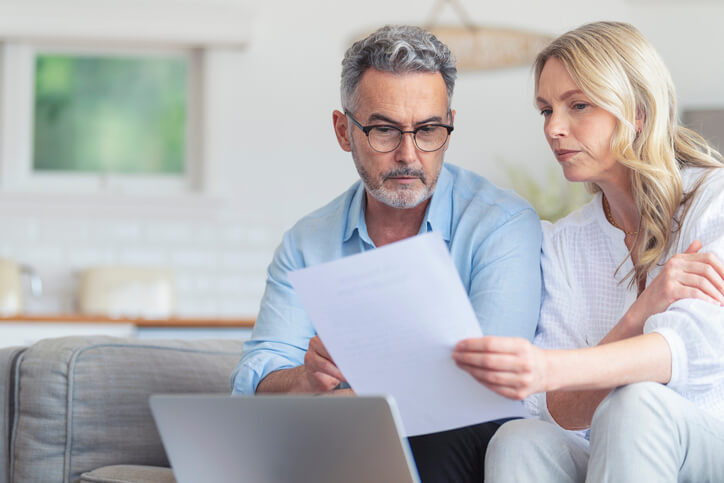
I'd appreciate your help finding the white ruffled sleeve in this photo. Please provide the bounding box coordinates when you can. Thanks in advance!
[644,169,724,401]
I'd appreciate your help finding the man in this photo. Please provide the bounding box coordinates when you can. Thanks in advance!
[232,25,542,482]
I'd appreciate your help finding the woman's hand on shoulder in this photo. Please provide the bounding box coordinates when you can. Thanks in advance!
[626,240,724,329]
[452,336,548,400]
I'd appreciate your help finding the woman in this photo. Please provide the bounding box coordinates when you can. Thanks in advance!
[452,21,724,481]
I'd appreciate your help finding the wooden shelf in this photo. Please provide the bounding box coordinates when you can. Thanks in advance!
[0,314,255,328]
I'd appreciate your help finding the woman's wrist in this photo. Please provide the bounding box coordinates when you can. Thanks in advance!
[619,304,646,336]
[541,349,563,392]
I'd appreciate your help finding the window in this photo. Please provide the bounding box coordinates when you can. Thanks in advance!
[34,54,187,175]
[0,43,203,194]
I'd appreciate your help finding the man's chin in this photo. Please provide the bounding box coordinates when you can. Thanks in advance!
[369,187,431,209]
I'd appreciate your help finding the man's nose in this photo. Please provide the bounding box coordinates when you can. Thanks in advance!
[395,132,418,163]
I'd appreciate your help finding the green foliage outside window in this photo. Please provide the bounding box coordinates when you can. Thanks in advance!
[33,54,187,175]
[505,161,592,222]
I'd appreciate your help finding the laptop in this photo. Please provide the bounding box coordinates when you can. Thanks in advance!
[149,394,421,483]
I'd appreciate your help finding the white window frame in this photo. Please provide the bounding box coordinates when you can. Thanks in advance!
[0,42,205,195]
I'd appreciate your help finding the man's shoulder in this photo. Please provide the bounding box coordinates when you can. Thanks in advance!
[285,181,361,250]
[288,180,361,234]
[444,163,536,220]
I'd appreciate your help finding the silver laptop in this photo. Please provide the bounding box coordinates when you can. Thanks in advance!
[149,394,420,483]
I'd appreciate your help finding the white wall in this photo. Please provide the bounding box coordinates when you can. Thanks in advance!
[213,0,724,229]
[1,0,723,317]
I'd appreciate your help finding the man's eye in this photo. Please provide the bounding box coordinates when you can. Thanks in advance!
[374,126,396,134]
[417,125,436,134]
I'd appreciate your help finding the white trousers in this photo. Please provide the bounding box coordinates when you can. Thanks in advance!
[484,382,724,483]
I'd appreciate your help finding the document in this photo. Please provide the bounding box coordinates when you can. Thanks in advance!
[287,232,528,437]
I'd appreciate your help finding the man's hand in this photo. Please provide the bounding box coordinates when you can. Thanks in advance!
[452,336,548,400]
[624,240,724,330]
[304,336,347,392]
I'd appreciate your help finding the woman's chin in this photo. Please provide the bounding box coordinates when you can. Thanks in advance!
[560,168,589,183]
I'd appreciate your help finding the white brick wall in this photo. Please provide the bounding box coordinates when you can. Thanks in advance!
[0,193,281,318]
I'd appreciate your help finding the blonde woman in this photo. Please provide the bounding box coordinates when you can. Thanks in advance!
[452,21,724,481]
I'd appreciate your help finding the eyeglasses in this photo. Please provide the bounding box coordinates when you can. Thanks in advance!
[345,111,454,153]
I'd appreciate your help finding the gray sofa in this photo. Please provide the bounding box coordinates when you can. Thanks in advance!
[1,335,244,483]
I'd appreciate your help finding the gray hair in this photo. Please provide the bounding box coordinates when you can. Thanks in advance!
[340,25,457,112]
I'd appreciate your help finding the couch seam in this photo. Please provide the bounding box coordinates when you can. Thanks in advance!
[8,351,25,483]
[64,346,82,483]
[1,349,18,483]
[62,341,241,482]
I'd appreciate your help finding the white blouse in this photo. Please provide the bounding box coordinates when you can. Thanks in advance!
[528,167,724,424]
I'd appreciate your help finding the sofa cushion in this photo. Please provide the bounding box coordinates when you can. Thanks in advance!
[10,336,243,483]
[80,465,176,483]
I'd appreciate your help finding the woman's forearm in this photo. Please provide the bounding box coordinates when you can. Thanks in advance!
[544,332,672,429]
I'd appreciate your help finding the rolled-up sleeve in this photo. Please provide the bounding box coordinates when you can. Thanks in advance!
[644,235,724,397]
[231,230,316,394]
[645,297,724,395]
[644,170,724,404]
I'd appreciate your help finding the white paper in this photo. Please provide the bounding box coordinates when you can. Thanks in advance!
[288,232,528,436]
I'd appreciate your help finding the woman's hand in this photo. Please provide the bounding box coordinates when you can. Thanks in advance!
[625,240,724,329]
[452,336,549,400]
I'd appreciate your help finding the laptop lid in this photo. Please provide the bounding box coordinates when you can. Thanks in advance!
[149,394,420,483]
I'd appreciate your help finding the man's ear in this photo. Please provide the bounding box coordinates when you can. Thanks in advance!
[443,109,456,152]
[333,110,352,152]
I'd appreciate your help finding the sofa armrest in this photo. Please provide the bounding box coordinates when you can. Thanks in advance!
[1,346,27,483]
[10,336,243,483]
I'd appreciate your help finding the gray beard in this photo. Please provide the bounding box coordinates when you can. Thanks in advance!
[351,147,439,209]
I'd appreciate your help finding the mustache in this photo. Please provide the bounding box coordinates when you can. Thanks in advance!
[383,167,426,183]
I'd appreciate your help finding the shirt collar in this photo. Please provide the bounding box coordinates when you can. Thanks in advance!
[343,164,453,244]
[343,181,371,244]
[424,164,453,241]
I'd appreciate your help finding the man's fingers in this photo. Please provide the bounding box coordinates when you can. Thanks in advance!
[311,357,346,381]
[305,346,346,382]
[309,336,333,360]
[309,371,341,391]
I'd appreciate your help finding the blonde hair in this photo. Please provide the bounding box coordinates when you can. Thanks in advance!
[534,21,723,286]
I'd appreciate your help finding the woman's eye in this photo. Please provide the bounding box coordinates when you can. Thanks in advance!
[572,103,588,110]
[539,108,552,117]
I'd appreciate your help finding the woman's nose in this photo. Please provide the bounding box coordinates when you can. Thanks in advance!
[545,111,569,139]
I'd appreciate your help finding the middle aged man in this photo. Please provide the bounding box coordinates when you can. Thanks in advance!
[232,25,542,482]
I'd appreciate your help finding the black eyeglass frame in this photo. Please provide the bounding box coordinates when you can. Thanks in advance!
[345,111,454,153]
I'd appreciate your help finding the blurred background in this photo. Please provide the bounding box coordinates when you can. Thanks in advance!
[0,0,721,329]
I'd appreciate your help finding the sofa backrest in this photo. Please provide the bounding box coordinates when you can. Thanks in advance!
[7,336,243,483]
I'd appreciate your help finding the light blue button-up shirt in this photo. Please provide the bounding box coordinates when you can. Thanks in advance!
[232,163,542,394]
